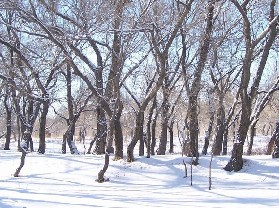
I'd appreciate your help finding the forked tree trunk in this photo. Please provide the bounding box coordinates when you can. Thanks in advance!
[62,123,79,154]
[127,111,144,162]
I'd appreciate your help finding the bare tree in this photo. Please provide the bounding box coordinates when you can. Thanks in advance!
[224,0,278,171]
[186,0,216,164]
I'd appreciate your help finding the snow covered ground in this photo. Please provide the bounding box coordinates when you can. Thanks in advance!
[1,137,279,208]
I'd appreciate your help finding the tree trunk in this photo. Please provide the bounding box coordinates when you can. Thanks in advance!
[146,98,156,158]
[14,131,30,177]
[96,153,109,183]
[224,142,244,172]
[62,134,67,154]
[201,118,213,155]
[272,121,279,158]
[114,102,124,160]
[38,100,49,154]
[127,111,144,162]
[212,96,225,156]
[247,121,257,155]
[94,106,107,154]
[212,122,225,155]
[151,112,158,156]
[225,0,278,171]
[222,127,229,155]
[66,123,79,154]
[4,91,12,150]
[266,130,276,155]
[139,129,145,156]
[188,95,199,157]
[169,121,174,154]
[187,0,215,160]
[157,118,168,155]
[157,95,169,155]
[87,136,97,154]
[224,111,250,171]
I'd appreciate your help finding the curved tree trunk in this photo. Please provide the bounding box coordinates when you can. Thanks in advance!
[225,0,278,171]
[127,111,144,162]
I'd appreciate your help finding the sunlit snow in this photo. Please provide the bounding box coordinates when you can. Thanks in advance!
[1,137,279,208]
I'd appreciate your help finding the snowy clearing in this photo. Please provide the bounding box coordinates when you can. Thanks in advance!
[1,138,279,208]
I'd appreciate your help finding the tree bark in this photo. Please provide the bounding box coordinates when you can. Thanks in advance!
[127,111,144,162]
[169,121,174,154]
[96,153,109,183]
[222,127,229,155]
[14,131,30,177]
[151,112,158,156]
[87,136,97,154]
[94,106,107,154]
[225,0,278,171]
[272,121,279,158]
[187,0,215,159]
[202,90,215,155]
[38,99,49,154]
[157,92,169,155]
[146,97,156,158]
[247,121,257,155]
[212,96,225,155]
[114,102,124,160]
[4,90,12,150]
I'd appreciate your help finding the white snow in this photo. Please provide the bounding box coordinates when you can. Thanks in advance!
[1,138,279,208]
